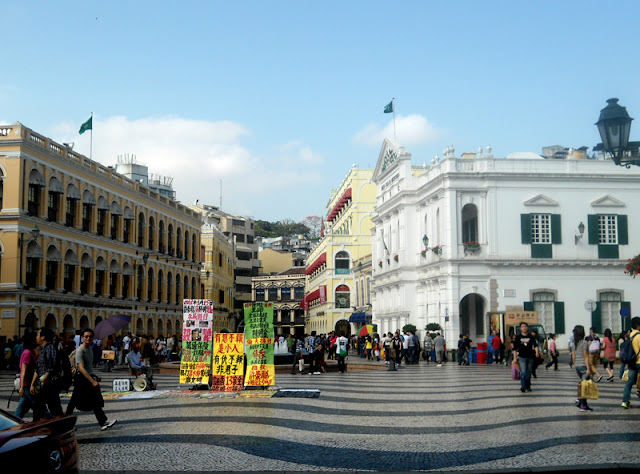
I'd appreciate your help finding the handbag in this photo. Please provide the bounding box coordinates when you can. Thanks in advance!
[511,364,520,380]
[339,348,347,357]
[579,379,600,400]
[622,369,629,382]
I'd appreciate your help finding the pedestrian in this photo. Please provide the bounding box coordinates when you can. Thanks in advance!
[423,333,433,364]
[586,327,603,382]
[411,331,420,364]
[291,335,305,374]
[491,331,503,364]
[382,332,392,366]
[365,336,373,360]
[14,332,38,419]
[66,328,117,430]
[315,335,326,374]
[389,333,401,371]
[602,328,616,382]
[618,330,630,379]
[545,334,559,371]
[457,334,465,365]
[31,327,64,421]
[571,325,593,411]
[621,317,640,409]
[463,335,472,365]
[434,332,445,367]
[307,331,317,374]
[568,332,575,368]
[336,331,349,373]
[513,322,539,393]
[530,329,543,378]
[166,334,175,362]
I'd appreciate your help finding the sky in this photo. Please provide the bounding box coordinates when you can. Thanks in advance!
[2,1,639,222]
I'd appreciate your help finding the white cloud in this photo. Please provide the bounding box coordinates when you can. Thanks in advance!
[47,115,324,220]
[352,114,442,146]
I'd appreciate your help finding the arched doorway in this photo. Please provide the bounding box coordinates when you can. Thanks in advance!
[63,314,74,335]
[334,319,350,337]
[459,293,486,341]
[136,318,144,334]
[147,317,155,337]
[157,318,164,336]
[24,312,38,335]
[95,316,103,328]
[79,315,90,329]
[45,314,57,332]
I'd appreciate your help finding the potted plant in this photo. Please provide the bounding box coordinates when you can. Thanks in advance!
[431,245,442,255]
[421,249,427,258]
[463,241,480,255]
[394,254,399,262]
[378,260,383,268]
[625,254,640,278]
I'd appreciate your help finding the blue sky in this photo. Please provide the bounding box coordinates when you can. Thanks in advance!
[2,1,639,222]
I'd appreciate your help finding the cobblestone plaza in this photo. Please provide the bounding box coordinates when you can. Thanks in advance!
[1,359,639,472]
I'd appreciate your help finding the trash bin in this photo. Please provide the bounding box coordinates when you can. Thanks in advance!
[450,349,457,363]
[470,347,477,363]
[477,342,488,364]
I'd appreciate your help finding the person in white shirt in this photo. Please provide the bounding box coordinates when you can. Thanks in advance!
[336,331,349,374]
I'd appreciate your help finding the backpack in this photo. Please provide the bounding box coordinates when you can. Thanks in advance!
[57,349,73,392]
[619,333,639,366]
[69,348,79,377]
[588,338,601,354]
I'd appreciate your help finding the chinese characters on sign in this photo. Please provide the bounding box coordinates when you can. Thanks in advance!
[180,299,213,385]
[244,302,275,386]
[112,379,130,392]
[212,333,244,391]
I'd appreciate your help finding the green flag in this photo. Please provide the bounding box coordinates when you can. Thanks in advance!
[383,100,393,114]
[79,116,92,135]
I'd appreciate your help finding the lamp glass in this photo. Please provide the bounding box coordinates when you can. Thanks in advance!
[422,234,429,248]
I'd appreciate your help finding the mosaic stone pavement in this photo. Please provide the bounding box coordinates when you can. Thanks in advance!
[1,358,639,472]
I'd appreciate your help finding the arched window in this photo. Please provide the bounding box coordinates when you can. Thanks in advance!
[63,314,74,336]
[110,201,122,240]
[175,273,181,303]
[462,203,478,244]
[96,257,108,296]
[63,249,78,292]
[168,224,174,255]
[65,184,81,227]
[82,190,96,232]
[97,196,109,236]
[192,235,197,262]
[281,287,291,301]
[599,291,623,333]
[158,270,164,301]
[147,267,154,301]
[123,207,134,243]
[28,169,45,216]
[158,221,165,253]
[47,177,63,222]
[148,216,155,250]
[192,277,197,299]
[335,251,350,274]
[137,212,145,247]
[26,241,43,289]
[109,260,121,297]
[176,227,183,258]
[80,253,93,294]
[335,284,350,309]
[137,266,144,300]
[46,246,62,290]
[184,230,190,260]
[184,275,189,299]
[167,272,173,303]
[122,262,132,299]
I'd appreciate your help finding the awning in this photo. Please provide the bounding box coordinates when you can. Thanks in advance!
[110,260,122,273]
[305,252,327,275]
[111,201,123,215]
[349,312,367,323]
[327,187,352,222]
[48,177,64,194]
[96,258,108,271]
[26,241,44,259]
[46,246,62,262]
[97,196,109,210]
[83,190,96,205]
[306,288,321,303]
[122,263,134,276]
[66,184,81,200]
[123,207,135,220]
[64,250,79,266]
[80,254,94,269]
[29,169,45,186]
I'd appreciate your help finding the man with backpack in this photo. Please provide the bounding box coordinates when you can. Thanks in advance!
[621,316,640,409]
[586,328,603,382]
[30,327,63,421]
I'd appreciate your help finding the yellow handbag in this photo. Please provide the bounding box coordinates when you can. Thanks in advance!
[579,379,600,400]
[622,369,629,382]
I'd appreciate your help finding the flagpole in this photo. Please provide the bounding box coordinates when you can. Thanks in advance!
[90,112,93,160]
[392,98,396,140]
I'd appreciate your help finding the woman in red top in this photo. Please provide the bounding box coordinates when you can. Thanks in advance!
[491,332,503,364]
[602,328,617,382]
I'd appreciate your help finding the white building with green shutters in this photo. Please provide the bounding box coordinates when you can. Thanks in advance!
[371,139,640,349]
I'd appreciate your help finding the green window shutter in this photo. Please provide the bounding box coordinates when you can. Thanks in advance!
[588,214,599,245]
[621,301,631,332]
[553,302,565,334]
[591,303,602,334]
[551,214,562,244]
[531,244,552,258]
[618,215,628,245]
[521,214,531,244]
[523,301,534,311]
[598,244,619,259]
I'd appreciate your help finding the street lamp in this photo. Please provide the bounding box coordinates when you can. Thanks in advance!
[595,98,635,167]
[421,234,441,255]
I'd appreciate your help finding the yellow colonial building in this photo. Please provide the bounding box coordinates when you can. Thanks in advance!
[304,166,376,335]
[200,223,235,332]
[0,122,202,341]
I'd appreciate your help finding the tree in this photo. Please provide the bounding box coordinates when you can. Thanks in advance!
[302,215,323,239]
[403,324,417,333]
[426,323,442,331]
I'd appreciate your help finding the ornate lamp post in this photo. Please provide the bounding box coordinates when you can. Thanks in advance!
[595,98,635,167]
